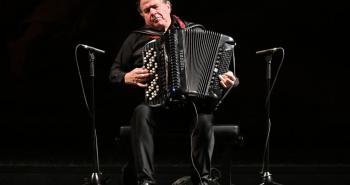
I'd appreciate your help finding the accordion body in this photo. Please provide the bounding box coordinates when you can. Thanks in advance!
[143,28,236,107]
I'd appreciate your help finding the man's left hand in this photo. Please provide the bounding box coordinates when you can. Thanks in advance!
[218,71,239,88]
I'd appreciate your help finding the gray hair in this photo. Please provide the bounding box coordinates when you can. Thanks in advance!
[136,0,171,13]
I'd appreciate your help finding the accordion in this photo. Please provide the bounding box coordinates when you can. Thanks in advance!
[143,28,236,107]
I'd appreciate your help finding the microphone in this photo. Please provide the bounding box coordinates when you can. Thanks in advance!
[256,47,283,55]
[81,44,105,54]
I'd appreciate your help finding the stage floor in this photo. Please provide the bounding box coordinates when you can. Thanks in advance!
[1,163,349,185]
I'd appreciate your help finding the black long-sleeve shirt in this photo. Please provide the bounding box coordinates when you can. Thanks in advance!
[110,15,203,84]
[109,15,204,107]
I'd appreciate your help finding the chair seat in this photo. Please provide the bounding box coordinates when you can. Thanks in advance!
[119,124,240,138]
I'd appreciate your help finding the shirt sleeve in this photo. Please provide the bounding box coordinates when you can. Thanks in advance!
[109,34,135,84]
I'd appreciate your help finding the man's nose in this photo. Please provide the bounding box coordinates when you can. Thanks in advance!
[150,8,156,14]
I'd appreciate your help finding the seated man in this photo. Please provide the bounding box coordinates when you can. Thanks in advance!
[109,0,239,184]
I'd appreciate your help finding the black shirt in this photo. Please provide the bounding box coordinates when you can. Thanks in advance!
[109,15,204,107]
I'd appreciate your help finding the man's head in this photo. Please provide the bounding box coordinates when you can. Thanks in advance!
[137,0,172,31]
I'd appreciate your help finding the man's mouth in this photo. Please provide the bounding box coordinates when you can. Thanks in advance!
[151,14,162,23]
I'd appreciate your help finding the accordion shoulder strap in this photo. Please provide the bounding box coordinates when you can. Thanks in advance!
[173,15,205,30]
[132,29,163,36]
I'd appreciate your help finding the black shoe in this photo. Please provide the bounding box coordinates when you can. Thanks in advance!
[200,177,220,185]
[172,176,192,185]
[137,180,156,185]
[185,176,220,185]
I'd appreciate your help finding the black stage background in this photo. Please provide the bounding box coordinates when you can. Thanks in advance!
[1,0,349,169]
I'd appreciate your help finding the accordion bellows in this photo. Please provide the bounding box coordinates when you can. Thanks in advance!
[143,28,236,107]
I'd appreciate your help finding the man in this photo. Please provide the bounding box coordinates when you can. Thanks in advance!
[109,0,239,184]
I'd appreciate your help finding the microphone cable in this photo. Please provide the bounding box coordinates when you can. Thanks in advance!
[74,44,91,116]
[189,100,204,185]
[264,47,286,108]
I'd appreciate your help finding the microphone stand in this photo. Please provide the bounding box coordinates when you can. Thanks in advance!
[84,51,106,185]
[259,54,282,185]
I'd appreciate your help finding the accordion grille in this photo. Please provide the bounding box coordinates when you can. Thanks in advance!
[183,29,222,97]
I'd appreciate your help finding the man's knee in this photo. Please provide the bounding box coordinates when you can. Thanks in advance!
[130,104,152,129]
[132,104,151,118]
[197,114,214,131]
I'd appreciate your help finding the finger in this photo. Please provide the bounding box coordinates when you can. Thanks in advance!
[226,79,234,86]
[139,73,148,80]
[219,80,227,88]
[223,74,235,81]
[134,68,146,74]
[137,82,148,88]
[140,68,150,73]
[230,74,236,81]
[220,75,231,82]
[226,70,234,76]
[138,77,148,83]
[218,75,224,81]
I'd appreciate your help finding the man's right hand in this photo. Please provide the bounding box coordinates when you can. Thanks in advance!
[124,67,151,88]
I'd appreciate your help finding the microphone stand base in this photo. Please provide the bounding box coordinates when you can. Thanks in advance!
[259,172,283,185]
[83,172,110,185]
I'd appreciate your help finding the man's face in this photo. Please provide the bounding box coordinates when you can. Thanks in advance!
[139,0,172,31]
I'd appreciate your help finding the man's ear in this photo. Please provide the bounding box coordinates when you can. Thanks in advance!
[166,1,172,12]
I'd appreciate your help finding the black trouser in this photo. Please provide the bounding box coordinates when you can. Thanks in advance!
[129,103,215,184]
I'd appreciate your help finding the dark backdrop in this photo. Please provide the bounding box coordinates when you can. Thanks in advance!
[0,0,349,166]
